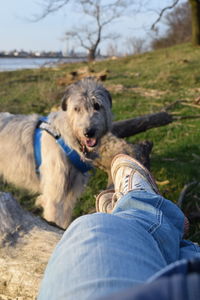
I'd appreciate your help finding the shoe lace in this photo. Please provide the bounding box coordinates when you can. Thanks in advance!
[123,175,130,194]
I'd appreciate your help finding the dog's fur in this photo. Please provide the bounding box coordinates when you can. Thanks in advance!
[0,78,112,228]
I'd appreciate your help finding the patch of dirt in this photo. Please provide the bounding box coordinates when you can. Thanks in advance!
[56,67,109,86]
[131,87,167,98]
[107,84,167,98]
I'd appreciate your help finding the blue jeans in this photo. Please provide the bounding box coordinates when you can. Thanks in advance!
[38,191,200,300]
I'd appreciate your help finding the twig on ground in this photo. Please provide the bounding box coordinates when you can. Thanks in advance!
[172,115,200,121]
[163,99,189,111]
[164,99,200,112]
[181,102,200,109]
[177,181,197,208]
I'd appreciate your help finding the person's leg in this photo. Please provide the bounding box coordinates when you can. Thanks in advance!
[38,154,196,300]
[179,240,200,259]
[110,154,188,264]
[38,209,169,300]
[112,190,185,265]
[104,154,200,262]
[38,191,186,300]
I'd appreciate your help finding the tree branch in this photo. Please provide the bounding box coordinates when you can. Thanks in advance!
[151,0,180,31]
[33,0,70,21]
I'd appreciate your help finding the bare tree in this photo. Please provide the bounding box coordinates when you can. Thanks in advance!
[106,42,119,57]
[64,0,128,61]
[151,0,180,31]
[151,0,200,47]
[151,2,192,49]
[189,0,200,45]
[33,0,70,21]
[126,37,147,54]
[35,0,200,57]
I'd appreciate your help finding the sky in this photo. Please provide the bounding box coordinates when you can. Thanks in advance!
[1,0,186,55]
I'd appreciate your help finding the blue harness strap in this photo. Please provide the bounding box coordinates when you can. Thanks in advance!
[34,116,92,174]
[56,137,92,173]
[34,116,48,174]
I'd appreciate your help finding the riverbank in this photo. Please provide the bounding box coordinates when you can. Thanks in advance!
[0,56,87,71]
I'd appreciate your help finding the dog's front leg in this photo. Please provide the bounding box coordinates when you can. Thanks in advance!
[38,133,88,228]
[39,164,87,229]
[38,158,71,228]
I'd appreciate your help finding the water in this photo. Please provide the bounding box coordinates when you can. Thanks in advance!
[0,57,86,72]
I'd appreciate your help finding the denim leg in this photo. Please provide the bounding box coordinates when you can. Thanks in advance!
[179,240,200,259]
[38,191,185,300]
[113,191,185,264]
[38,213,167,300]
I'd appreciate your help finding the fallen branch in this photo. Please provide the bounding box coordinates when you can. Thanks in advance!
[111,110,200,139]
[112,111,173,138]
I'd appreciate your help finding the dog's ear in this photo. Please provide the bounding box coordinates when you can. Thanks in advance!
[61,87,71,111]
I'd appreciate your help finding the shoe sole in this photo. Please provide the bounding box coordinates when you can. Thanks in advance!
[111,154,159,194]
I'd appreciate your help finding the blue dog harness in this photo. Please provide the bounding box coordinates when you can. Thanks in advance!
[34,116,92,174]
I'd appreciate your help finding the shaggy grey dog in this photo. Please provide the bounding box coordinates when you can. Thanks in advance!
[0,78,112,228]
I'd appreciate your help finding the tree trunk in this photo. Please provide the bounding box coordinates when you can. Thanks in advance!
[189,0,200,45]
[88,48,96,62]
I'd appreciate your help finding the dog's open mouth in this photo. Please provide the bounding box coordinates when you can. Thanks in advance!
[85,138,97,148]
[79,137,98,155]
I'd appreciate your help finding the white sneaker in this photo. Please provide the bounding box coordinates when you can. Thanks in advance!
[96,154,190,236]
[96,154,160,214]
[111,154,159,200]
[95,189,115,213]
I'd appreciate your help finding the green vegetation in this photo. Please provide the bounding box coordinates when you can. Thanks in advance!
[0,43,200,242]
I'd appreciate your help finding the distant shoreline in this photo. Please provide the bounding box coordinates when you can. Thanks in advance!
[0,55,87,59]
[0,56,109,72]
[0,56,88,72]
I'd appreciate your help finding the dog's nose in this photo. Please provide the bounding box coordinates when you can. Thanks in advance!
[84,128,96,138]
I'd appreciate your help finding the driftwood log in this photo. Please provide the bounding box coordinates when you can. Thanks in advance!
[95,111,172,185]
[0,192,63,300]
[112,111,173,138]
[94,134,153,186]
[0,111,175,299]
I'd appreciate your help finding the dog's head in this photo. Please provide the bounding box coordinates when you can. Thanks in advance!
[60,77,112,160]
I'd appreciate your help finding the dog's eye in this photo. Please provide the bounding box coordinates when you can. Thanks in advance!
[94,103,100,111]
[74,106,80,112]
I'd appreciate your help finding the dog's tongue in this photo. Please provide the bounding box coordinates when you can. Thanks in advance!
[86,138,97,148]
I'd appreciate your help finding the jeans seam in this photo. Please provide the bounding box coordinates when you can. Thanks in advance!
[147,195,164,234]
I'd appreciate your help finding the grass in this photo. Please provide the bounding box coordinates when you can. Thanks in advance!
[0,43,200,242]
